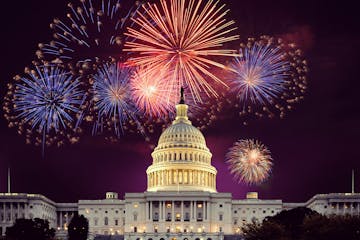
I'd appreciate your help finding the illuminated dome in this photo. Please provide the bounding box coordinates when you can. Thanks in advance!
[146,91,217,192]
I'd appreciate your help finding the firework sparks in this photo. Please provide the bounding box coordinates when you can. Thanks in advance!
[124,0,239,102]
[36,0,141,74]
[226,139,273,185]
[130,67,176,118]
[91,62,141,137]
[230,42,288,104]
[227,36,308,121]
[3,65,85,153]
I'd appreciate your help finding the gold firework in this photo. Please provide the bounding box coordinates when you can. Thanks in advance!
[124,0,239,102]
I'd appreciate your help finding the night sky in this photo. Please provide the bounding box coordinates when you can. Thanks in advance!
[0,0,359,203]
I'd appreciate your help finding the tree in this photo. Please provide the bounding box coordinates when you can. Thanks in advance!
[242,207,318,240]
[242,207,360,240]
[6,218,55,240]
[265,207,319,239]
[302,214,360,240]
[68,214,89,240]
[242,220,289,240]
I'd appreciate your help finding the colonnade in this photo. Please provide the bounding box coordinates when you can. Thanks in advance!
[333,202,360,215]
[153,151,211,164]
[145,201,211,222]
[1,202,23,222]
[148,169,216,189]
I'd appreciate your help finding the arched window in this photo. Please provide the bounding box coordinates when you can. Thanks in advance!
[104,217,108,226]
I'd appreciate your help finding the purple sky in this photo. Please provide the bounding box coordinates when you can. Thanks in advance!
[0,0,359,203]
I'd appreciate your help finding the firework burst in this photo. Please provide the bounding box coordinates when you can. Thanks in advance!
[226,139,273,185]
[91,62,142,137]
[3,65,85,153]
[124,0,239,102]
[36,0,141,74]
[130,67,176,118]
[227,36,308,121]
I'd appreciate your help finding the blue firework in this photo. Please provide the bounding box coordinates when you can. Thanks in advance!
[230,42,289,105]
[36,0,141,73]
[227,36,308,121]
[6,65,85,152]
[92,62,140,137]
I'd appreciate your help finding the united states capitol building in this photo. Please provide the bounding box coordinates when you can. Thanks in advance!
[1,98,359,239]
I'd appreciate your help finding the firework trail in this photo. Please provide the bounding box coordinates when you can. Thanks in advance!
[124,0,239,102]
[3,65,85,154]
[226,139,273,185]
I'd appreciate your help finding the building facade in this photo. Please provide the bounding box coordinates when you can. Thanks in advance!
[1,99,360,239]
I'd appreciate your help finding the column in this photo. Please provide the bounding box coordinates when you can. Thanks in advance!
[10,203,13,222]
[171,201,175,221]
[207,201,210,222]
[176,170,179,184]
[146,202,149,221]
[159,201,162,221]
[181,201,184,221]
[60,212,63,228]
[3,203,5,222]
[163,201,166,220]
[170,170,173,185]
[202,201,205,220]
[190,201,193,221]
[150,201,153,221]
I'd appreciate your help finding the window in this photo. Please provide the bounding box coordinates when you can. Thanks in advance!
[115,210,119,214]
[153,212,159,221]
[134,214,138,221]
[105,210,108,214]
[94,219,98,226]
[197,212,203,221]
[134,227,137,233]
[234,210,237,214]
[219,214,223,221]
[184,212,190,221]
[104,217,108,226]
[115,219,118,226]
[166,212,171,221]
[219,204,223,208]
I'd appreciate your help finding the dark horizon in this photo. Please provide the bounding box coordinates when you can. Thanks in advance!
[0,0,359,203]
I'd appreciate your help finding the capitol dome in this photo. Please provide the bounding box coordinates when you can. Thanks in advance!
[146,91,217,192]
